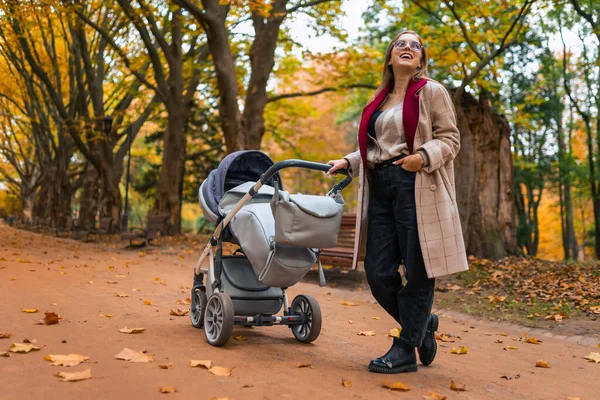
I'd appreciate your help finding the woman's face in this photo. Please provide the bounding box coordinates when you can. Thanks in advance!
[389,33,423,73]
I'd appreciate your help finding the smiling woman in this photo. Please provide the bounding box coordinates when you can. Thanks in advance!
[327,30,468,375]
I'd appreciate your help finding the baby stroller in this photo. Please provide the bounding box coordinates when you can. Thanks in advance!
[191,151,352,346]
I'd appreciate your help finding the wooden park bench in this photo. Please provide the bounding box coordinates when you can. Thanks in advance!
[72,217,113,242]
[319,213,362,269]
[120,215,169,247]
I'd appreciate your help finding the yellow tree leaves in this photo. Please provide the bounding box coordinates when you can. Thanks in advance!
[44,354,89,367]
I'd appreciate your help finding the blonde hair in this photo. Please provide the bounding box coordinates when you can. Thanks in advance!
[375,30,429,96]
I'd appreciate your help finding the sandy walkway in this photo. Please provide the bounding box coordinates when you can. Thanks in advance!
[0,225,598,400]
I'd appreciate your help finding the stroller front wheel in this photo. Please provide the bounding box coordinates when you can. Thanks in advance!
[291,294,322,343]
[204,292,234,346]
[190,287,207,329]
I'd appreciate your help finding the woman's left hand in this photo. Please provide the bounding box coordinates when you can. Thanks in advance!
[394,154,424,172]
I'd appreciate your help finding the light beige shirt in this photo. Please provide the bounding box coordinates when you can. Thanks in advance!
[366,101,410,168]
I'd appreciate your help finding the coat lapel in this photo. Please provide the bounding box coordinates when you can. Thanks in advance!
[358,79,428,163]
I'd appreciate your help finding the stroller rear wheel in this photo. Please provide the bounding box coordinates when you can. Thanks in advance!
[190,287,207,329]
[204,292,234,346]
[291,294,322,343]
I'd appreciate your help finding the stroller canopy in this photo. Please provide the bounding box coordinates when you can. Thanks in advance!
[199,150,282,223]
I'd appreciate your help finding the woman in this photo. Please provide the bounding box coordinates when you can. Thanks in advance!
[327,30,468,374]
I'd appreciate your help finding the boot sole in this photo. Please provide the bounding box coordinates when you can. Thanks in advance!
[368,363,418,374]
[419,314,439,366]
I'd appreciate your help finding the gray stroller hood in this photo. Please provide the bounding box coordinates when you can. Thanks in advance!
[198,150,282,224]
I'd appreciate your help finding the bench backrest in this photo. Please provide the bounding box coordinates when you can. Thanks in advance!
[99,217,113,232]
[337,213,356,248]
[147,215,169,236]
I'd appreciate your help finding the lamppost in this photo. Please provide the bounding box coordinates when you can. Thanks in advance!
[122,124,133,233]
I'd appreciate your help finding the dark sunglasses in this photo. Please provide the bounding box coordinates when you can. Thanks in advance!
[392,39,424,52]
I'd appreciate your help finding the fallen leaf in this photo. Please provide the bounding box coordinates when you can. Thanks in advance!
[295,362,312,368]
[494,340,504,344]
[505,345,518,350]
[340,301,359,306]
[144,300,152,305]
[159,363,173,369]
[54,368,92,382]
[0,333,11,339]
[138,252,146,258]
[88,281,94,284]
[17,258,31,263]
[115,293,131,298]
[39,312,60,325]
[447,284,462,291]
[115,348,153,363]
[154,277,160,281]
[387,328,401,338]
[44,354,89,367]
[189,360,212,369]
[99,314,113,318]
[435,333,455,343]
[372,316,380,320]
[209,366,232,377]
[584,352,600,363]
[500,332,508,336]
[342,378,352,388]
[348,319,354,324]
[567,397,581,400]
[106,281,118,284]
[119,327,145,334]
[176,298,191,305]
[450,346,468,355]
[423,391,447,400]
[22,308,39,313]
[0,351,10,357]
[159,387,176,393]
[9,343,40,353]
[525,336,541,344]
[234,335,246,341]
[358,331,376,336]
[108,266,115,271]
[23,338,36,344]
[382,380,411,391]
[450,380,466,391]
[535,360,550,368]
[169,308,188,316]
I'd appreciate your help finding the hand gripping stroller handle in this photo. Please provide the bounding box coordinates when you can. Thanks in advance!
[260,159,350,184]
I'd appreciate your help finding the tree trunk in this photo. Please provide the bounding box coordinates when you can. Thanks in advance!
[453,89,520,259]
[78,162,99,229]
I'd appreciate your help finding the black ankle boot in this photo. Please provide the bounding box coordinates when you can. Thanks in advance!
[368,339,417,374]
[418,314,439,366]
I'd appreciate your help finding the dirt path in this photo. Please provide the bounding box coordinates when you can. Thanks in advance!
[1,225,598,400]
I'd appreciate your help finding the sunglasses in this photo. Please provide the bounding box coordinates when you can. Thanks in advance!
[392,39,424,52]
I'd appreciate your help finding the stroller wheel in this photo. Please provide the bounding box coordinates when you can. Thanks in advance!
[291,294,322,343]
[190,287,207,329]
[204,292,234,346]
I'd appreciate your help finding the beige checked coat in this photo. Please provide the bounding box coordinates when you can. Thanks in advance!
[344,79,468,278]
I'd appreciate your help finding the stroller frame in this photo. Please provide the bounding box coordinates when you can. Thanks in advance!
[190,159,352,346]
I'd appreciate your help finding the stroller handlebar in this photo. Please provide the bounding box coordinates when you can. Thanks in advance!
[260,159,352,193]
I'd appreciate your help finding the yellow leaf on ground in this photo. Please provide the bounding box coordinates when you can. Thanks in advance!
[54,368,92,382]
[44,354,89,367]
[500,332,508,336]
[295,362,312,368]
[382,380,411,391]
[535,360,550,368]
[119,327,145,334]
[342,378,352,388]
[450,346,468,355]
[584,352,600,363]
[209,366,232,377]
[115,348,153,363]
[108,266,115,271]
[372,317,380,320]
[0,333,11,339]
[435,333,455,342]
[159,363,173,369]
[169,308,188,316]
[526,337,541,344]
[138,252,146,258]
[505,345,518,350]
[99,314,113,318]
[39,312,60,325]
[115,293,131,298]
[9,343,40,353]
[388,328,402,338]
[189,360,212,369]
[358,331,376,336]
[23,338,36,344]
[144,300,152,305]
[0,351,10,357]
[22,308,39,313]
[159,387,176,393]
[450,380,466,391]
[423,391,447,400]
[340,301,359,306]
[234,335,246,341]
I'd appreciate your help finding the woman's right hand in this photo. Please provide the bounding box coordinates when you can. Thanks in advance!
[326,158,349,176]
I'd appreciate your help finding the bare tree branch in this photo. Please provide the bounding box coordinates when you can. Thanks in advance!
[267,83,377,102]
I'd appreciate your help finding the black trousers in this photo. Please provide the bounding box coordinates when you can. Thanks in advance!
[364,164,435,348]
